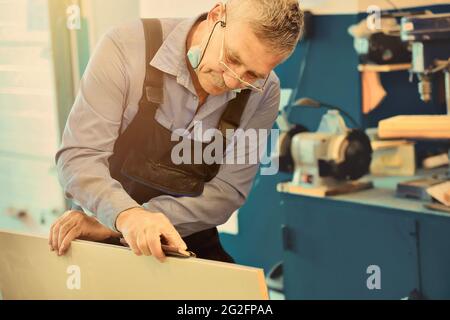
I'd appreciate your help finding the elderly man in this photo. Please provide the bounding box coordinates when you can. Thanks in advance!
[50,0,303,262]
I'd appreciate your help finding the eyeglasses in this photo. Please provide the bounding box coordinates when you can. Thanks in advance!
[218,26,269,93]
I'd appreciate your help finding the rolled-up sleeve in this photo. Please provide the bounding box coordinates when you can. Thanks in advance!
[144,80,281,237]
[56,28,140,230]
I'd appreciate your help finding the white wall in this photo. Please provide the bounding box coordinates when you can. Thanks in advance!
[140,0,217,18]
[140,0,449,18]
[82,0,140,47]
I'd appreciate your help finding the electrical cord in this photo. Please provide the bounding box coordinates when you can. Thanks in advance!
[318,101,360,128]
[294,98,360,128]
[192,20,225,70]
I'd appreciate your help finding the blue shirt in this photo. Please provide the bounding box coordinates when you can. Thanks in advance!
[56,15,281,237]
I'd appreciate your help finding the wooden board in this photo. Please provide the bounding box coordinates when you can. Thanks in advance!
[0,230,268,300]
[378,115,450,139]
[425,203,450,214]
[358,63,411,72]
[371,140,412,151]
[277,181,374,197]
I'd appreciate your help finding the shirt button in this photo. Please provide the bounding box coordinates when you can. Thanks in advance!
[193,96,198,100]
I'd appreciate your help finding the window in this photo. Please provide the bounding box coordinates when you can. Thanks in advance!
[0,0,64,233]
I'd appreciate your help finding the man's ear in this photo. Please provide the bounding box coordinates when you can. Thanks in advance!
[207,2,226,29]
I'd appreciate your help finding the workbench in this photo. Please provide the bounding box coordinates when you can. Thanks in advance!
[279,170,450,299]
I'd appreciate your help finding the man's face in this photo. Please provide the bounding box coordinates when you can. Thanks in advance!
[196,17,286,95]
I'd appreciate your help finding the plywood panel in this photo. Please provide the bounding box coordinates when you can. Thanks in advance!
[0,230,268,300]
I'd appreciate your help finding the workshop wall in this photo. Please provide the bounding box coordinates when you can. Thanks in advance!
[81,0,140,48]
[220,1,450,276]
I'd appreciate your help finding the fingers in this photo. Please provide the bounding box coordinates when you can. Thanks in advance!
[120,238,129,247]
[57,217,78,250]
[162,225,188,251]
[49,211,84,255]
[135,231,166,262]
[58,226,81,256]
[50,213,72,251]
[137,232,151,256]
[49,222,55,250]
[125,233,142,256]
[52,223,60,252]
[118,210,184,262]
[125,231,166,261]
[147,235,166,262]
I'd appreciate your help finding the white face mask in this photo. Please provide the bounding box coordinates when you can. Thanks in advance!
[187,45,202,70]
[186,11,242,94]
[188,43,242,94]
[187,6,226,70]
[187,19,215,71]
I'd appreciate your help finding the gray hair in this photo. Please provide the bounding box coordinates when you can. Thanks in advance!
[226,0,304,56]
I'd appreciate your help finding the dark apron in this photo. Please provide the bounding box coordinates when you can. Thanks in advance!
[107,19,251,263]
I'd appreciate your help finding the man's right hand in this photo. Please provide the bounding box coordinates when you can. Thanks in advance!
[116,208,187,262]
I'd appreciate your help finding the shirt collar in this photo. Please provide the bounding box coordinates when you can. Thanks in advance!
[150,16,198,78]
